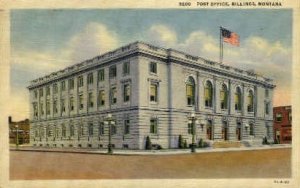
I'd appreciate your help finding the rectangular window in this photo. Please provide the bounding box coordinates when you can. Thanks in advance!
[69,78,74,90]
[149,62,157,74]
[124,119,130,134]
[88,92,94,108]
[70,125,74,137]
[109,65,117,78]
[79,94,84,110]
[39,88,44,97]
[88,123,93,136]
[110,87,117,105]
[123,62,130,76]
[289,112,292,121]
[98,122,104,135]
[33,103,38,117]
[123,84,130,102]
[34,90,38,98]
[98,69,105,82]
[78,76,84,87]
[61,81,66,91]
[53,100,58,114]
[265,89,269,98]
[87,73,93,85]
[276,113,283,122]
[150,118,158,134]
[70,97,74,111]
[112,125,117,135]
[61,99,65,113]
[265,102,269,115]
[53,84,58,94]
[188,123,193,134]
[46,100,50,115]
[150,84,158,102]
[40,102,44,115]
[46,86,50,96]
[98,90,105,107]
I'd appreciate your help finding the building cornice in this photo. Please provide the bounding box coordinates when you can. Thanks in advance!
[28,41,275,89]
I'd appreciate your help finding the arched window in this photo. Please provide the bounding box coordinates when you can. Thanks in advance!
[62,124,66,137]
[235,87,242,111]
[247,90,254,112]
[220,84,228,110]
[205,81,213,107]
[186,77,195,105]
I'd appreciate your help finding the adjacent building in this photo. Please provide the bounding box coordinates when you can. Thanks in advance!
[273,106,292,144]
[28,41,275,149]
[9,116,30,145]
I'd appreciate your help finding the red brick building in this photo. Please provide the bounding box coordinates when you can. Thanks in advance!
[273,106,292,144]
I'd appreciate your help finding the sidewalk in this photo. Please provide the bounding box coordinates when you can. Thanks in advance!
[10,144,291,155]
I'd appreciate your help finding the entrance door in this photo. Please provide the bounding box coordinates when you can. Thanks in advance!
[222,127,228,141]
[207,126,212,140]
[222,121,228,141]
[236,128,241,140]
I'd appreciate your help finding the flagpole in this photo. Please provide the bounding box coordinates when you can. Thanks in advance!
[220,26,223,64]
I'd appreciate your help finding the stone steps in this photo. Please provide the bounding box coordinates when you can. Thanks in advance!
[212,141,241,148]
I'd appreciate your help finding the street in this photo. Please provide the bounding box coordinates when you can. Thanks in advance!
[10,148,291,179]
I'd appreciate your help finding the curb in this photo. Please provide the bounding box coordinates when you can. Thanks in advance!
[10,145,291,156]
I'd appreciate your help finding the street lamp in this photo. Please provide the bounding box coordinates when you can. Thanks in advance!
[15,125,19,149]
[104,113,115,154]
[188,112,198,153]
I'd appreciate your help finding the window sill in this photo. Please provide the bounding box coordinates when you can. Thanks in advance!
[149,72,158,76]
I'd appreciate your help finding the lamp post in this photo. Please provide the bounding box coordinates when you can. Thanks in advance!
[104,113,115,154]
[15,125,19,149]
[188,112,199,153]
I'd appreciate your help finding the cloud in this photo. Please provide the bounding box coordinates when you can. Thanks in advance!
[147,24,177,47]
[11,22,119,120]
[66,22,119,63]
[145,24,292,106]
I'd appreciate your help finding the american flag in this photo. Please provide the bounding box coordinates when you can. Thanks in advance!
[221,27,240,46]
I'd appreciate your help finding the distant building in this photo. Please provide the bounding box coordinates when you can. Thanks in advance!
[273,106,292,144]
[9,116,30,144]
[28,41,275,149]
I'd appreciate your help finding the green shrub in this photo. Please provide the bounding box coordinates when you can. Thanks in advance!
[145,136,152,150]
[183,140,187,148]
[262,136,269,145]
[198,138,203,148]
[178,135,183,149]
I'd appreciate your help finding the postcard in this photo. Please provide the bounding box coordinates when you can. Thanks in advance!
[0,0,299,188]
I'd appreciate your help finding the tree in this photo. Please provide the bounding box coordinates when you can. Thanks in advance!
[183,140,187,148]
[178,135,183,148]
[262,136,269,145]
[198,138,204,148]
[145,136,152,150]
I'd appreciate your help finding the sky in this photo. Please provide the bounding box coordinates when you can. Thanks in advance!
[10,9,292,121]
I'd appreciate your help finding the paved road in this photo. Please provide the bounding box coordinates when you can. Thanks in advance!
[10,148,291,179]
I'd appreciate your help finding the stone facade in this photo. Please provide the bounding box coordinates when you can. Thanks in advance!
[28,41,275,149]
